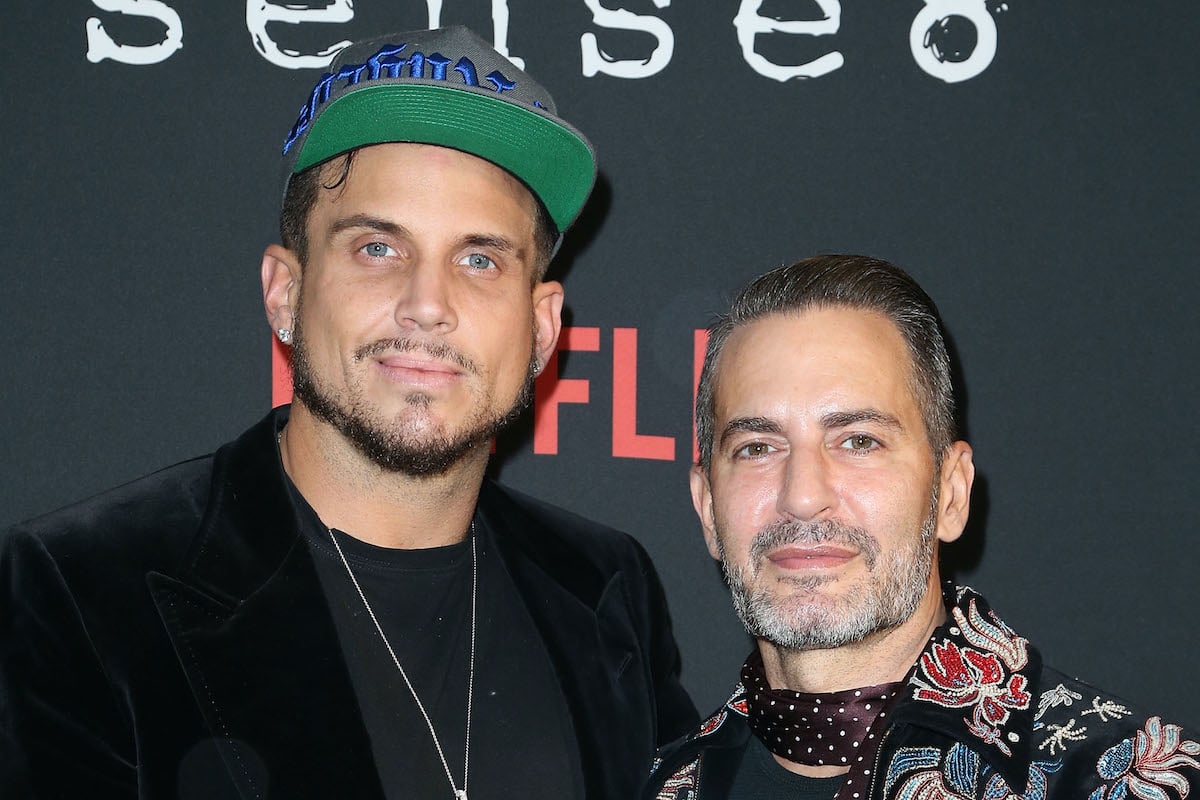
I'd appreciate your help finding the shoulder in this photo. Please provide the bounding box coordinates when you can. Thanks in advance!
[0,455,218,632]
[480,479,653,567]
[895,586,1200,796]
[1033,667,1142,727]
[1032,671,1200,767]
[2,410,283,570]
[478,479,677,626]
[1012,666,1200,797]
[3,454,216,565]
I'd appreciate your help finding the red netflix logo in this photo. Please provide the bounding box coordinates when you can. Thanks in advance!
[272,326,710,463]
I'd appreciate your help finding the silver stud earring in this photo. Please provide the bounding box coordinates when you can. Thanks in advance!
[276,328,292,344]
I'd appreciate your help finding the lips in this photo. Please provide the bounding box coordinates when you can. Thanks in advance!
[766,544,858,571]
[374,354,463,388]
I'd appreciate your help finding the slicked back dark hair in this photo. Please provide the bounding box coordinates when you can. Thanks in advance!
[278,148,559,279]
[695,254,957,469]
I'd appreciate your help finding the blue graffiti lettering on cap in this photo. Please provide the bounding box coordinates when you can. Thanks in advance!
[283,42,530,156]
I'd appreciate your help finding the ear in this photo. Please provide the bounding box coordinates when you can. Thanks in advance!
[531,279,564,372]
[690,465,722,561]
[262,244,301,336]
[934,441,975,544]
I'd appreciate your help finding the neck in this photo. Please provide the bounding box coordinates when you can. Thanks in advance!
[756,579,947,778]
[279,404,486,549]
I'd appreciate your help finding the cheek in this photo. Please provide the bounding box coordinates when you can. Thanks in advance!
[475,308,536,374]
[307,281,391,340]
[711,469,779,536]
[847,469,932,534]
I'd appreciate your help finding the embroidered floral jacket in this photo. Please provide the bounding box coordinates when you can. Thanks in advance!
[645,586,1200,800]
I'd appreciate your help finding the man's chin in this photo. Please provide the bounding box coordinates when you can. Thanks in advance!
[292,367,531,475]
[354,425,489,476]
[367,395,483,439]
[364,388,446,417]
[739,585,867,644]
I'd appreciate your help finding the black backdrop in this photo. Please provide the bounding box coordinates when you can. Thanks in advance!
[3,1,1198,726]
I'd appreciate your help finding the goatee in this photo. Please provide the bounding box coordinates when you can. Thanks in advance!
[288,315,537,476]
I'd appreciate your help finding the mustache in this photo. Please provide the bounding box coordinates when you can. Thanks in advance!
[748,518,880,571]
[353,337,479,376]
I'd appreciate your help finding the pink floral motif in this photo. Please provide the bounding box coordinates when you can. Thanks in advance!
[1093,717,1200,800]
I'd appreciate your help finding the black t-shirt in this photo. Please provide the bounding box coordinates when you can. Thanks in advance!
[728,735,843,800]
[291,485,581,800]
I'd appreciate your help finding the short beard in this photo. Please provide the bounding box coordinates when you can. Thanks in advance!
[718,490,938,651]
[289,314,538,477]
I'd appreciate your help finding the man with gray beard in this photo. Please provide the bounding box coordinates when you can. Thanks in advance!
[644,254,1199,800]
[724,511,936,653]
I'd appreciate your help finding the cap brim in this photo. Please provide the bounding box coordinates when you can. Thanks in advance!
[293,83,596,232]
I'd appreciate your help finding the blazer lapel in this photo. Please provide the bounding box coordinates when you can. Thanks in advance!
[149,410,384,799]
[479,483,655,799]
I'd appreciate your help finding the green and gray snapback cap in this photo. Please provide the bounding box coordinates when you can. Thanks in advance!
[280,26,597,233]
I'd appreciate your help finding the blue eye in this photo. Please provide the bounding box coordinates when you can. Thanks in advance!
[461,253,496,270]
[361,242,395,258]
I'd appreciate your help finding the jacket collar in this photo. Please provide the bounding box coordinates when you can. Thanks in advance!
[648,686,754,800]
[181,409,614,614]
[153,407,642,799]
[476,480,611,610]
[476,481,653,799]
[148,406,385,798]
[666,585,1042,797]
[175,406,297,602]
[889,584,1041,794]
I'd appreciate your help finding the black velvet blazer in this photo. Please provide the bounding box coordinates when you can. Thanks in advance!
[0,409,698,799]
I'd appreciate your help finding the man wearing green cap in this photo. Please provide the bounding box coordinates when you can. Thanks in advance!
[0,27,696,799]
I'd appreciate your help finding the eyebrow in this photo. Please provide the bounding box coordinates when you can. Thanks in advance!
[328,214,408,239]
[462,233,519,254]
[462,233,532,268]
[820,409,904,431]
[719,417,782,450]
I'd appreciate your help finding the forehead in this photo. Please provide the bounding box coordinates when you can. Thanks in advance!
[311,142,539,230]
[712,307,921,422]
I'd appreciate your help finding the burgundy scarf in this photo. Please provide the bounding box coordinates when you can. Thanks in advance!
[741,650,907,793]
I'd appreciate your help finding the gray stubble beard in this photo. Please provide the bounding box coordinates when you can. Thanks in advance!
[717,489,939,652]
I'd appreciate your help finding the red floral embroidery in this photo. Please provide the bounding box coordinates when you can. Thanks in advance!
[912,598,1032,756]
[655,757,699,800]
[696,711,726,738]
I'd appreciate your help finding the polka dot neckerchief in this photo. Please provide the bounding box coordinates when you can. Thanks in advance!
[740,649,908,798]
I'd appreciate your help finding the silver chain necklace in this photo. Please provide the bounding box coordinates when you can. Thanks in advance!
[326,523,477,800]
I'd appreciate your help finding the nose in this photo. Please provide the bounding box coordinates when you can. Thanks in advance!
[777,447,837,522]
[395,262,457,333]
